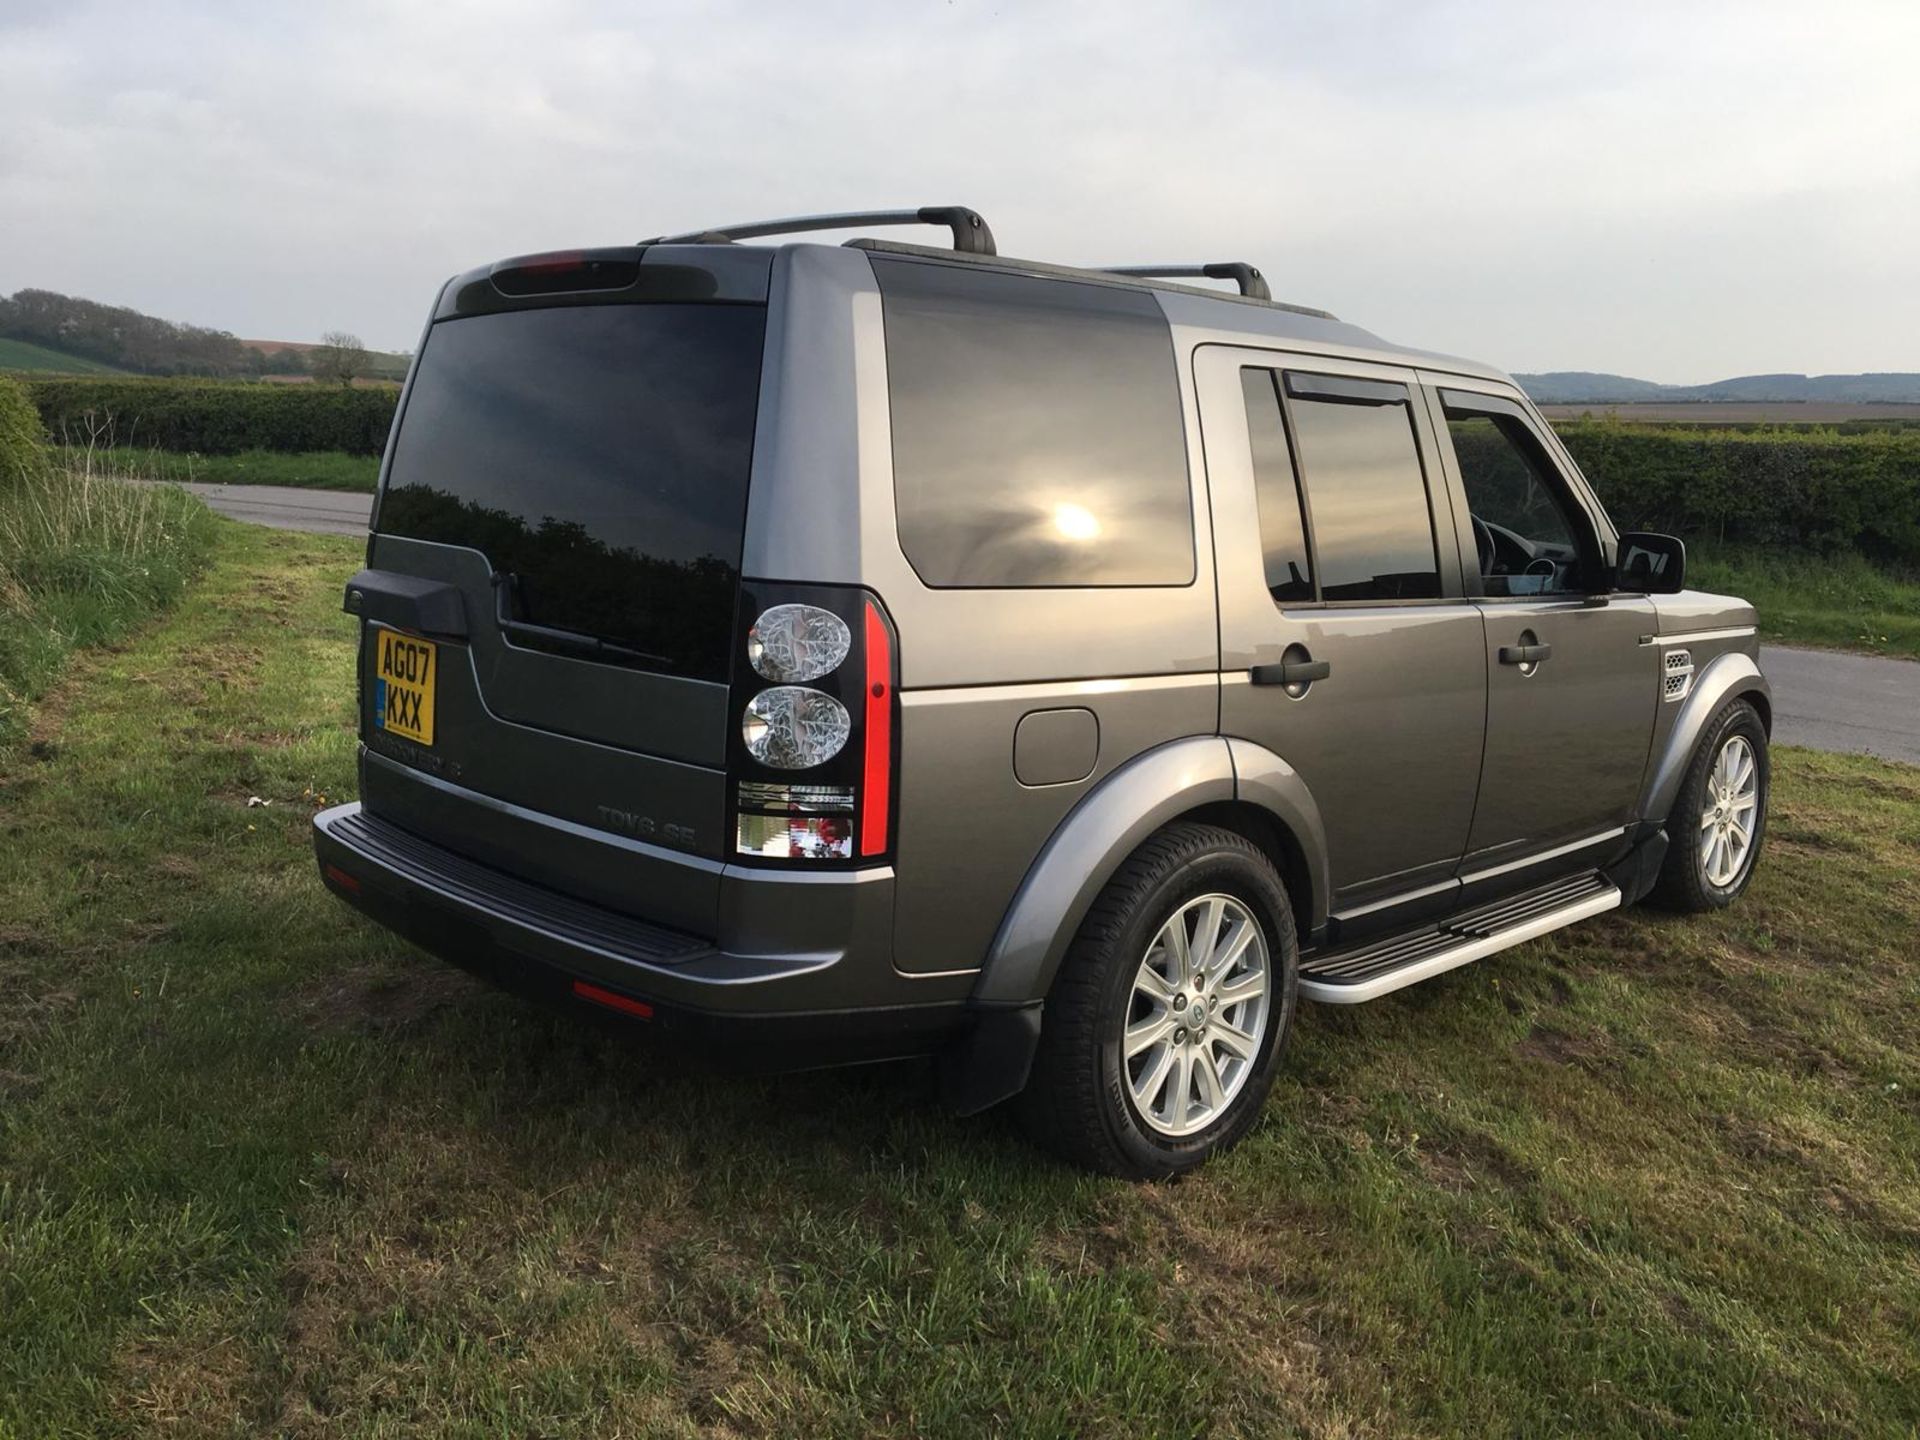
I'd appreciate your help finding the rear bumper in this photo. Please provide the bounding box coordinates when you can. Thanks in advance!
[312,801,971,1069]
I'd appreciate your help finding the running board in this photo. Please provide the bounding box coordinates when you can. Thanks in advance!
[1299,871,1621,1004]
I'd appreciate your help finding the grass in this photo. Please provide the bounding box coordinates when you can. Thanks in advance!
[50,445,380,493]
[0,450,218,750]
[0,337,127,376]
[1694,547,1920,659]
[2,520,1918,1435]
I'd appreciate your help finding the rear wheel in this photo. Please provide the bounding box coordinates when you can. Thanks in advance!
[1653,698,1769,911]
[1018,823,1298,1178]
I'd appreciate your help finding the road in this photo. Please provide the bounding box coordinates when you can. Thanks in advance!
[1760,645,1920,766]
[183,483,1919,765]
[172,481,373,537]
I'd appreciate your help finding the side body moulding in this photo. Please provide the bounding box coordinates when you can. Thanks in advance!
[1639,651,1771,824]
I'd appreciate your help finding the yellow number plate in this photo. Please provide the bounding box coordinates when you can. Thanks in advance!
[374,631,437,745]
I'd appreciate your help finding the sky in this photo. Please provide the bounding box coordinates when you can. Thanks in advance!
[2,0,1917,382]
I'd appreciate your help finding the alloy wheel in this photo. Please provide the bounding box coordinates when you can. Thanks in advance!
[1123,893,1272,1138]
[1699,733,1760,888]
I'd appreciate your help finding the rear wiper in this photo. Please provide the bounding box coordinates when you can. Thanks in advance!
[489,571,674,669]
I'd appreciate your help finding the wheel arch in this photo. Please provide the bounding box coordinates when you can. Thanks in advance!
[969,735,1330,1008]
[1641,651,1772,825]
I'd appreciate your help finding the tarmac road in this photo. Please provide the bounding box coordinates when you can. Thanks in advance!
[172,481,373,538]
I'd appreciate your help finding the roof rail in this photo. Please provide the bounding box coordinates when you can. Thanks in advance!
[1099,262,1271,302]
[643,206,996,256]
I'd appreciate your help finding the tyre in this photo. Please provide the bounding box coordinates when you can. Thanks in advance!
[1018,822,1299,1179]
[1652,697,1769,912]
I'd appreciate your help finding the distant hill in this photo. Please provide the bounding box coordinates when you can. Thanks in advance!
[0,336,127,375]
[0,288,403,381]
[1518,371,1920,405]
[242,338,410,381]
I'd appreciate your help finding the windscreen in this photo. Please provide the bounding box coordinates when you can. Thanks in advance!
[378,302,767,682]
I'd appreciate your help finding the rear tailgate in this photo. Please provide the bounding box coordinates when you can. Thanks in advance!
[355,246,771,936]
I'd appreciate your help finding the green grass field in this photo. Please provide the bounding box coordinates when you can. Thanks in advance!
[2,520,1918,1436]
[1696,548,1920,659]
[52,445,380,492]
[0,337,126,375]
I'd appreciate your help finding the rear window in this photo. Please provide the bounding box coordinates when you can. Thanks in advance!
[1282,373,1439,602]
[873,259,1193,588]
[378,302,766,682]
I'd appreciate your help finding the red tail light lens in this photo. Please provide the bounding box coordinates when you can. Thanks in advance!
[860,599,894,857]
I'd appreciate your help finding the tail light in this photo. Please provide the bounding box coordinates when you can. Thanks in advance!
[730,583,897,866]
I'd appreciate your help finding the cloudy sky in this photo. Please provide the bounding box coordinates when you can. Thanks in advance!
[2,0,1916,380]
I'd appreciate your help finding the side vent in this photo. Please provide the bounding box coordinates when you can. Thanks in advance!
[1663,648,1694,703]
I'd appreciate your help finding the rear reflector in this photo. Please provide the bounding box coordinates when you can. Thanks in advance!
[322,863,361,894]
[859,599,894,857]
[571,980,654,1020]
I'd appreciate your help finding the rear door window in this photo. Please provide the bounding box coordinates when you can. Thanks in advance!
[1239,367,1314,602]
[873,259,1194,588]
[377,302,766,682]
[1281,373,1439,602]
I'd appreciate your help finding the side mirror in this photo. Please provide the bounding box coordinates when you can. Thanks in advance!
[1615,532,1686,594]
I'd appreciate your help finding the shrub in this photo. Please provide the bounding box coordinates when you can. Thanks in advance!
[1555,421,1920,567]
[0,375,46,490]
[24,377,398,457]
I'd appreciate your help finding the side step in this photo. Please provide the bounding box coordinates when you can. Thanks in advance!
[1299,871,1620,1004]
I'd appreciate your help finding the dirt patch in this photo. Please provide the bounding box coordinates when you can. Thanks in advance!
[1415,1126,1538,1194]
[113,1330,254,1434]
[296,963,477,1033]
[1517,1023,1613,1070]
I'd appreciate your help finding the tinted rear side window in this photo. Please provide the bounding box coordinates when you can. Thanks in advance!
[378,303,766,681]
[1283,374,1439,602]
[1240,367,1314,602]
[873,259,1193,587]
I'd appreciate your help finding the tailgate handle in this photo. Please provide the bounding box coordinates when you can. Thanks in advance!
[343,569,468,639]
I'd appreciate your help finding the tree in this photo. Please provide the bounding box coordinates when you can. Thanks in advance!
[311,331,370,385]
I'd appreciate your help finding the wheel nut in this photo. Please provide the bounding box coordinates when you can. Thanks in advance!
[1174,994,1187,1009]
[1173,1027,1187,1044]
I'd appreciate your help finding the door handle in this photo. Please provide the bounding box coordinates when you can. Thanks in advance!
[1498,642,1552,665]
[1250,658,1331,686]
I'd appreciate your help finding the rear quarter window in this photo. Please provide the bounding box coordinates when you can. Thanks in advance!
[872,259,1194,588]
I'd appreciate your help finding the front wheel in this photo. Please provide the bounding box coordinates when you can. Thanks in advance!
[1652,698,1769,911]
[1017,823,1298,1179]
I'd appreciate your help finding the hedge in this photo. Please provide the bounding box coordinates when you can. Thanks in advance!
[0,376,44,490]
[25,378,398,457]
[17,377,1920,566]
[1555,421,1920,567]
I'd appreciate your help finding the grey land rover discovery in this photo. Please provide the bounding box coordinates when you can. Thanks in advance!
[314,206,1770,1177]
